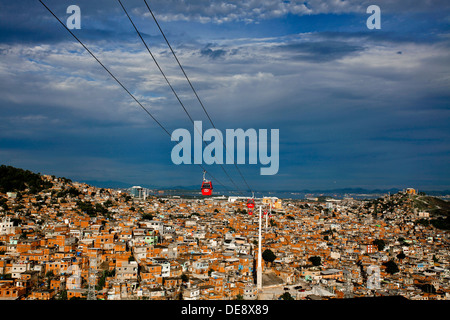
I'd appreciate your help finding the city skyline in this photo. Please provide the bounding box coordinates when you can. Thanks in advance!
[1,0,449,192]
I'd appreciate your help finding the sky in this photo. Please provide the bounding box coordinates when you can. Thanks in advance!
[0,0,449,194]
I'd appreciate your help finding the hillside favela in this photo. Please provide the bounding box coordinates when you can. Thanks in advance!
[0,165,449,301]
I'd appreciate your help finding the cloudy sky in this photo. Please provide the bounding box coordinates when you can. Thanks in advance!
[0,0,449,193]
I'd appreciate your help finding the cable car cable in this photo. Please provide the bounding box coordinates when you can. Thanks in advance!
[117,0,245,195]
[38,0,230,194]
[143,0,255,196]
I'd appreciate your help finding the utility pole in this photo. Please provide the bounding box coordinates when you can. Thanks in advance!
[257,206,262,290]
[265,206,268,230]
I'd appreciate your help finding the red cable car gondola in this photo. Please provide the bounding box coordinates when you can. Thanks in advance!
[201,171,213,196]
[247,198,255,209]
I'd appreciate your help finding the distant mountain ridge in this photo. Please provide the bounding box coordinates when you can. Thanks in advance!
[1,164,449,196]
[76,181,450,195]
[281,187,403,194]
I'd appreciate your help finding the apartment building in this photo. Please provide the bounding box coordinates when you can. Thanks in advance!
[116,261,138,281]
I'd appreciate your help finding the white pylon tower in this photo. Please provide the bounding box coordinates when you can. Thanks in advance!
[257,206,263,290]
[87,257,97,300]
[265,210,268,230]
[265,201,272,230]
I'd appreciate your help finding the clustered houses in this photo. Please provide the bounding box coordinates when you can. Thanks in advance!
[0,175,449,300]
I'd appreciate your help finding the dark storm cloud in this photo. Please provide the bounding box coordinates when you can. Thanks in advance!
[0,0,162,44]
[277,40,366,62]
[200,44,228,59]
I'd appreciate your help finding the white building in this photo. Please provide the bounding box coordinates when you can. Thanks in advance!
[183,287,200,300]
[116,261,138,281]
[228,196,248,203]
[11,263,30,279]
[244,284,257,300]
[0,217,15,235]
[149,258,171,277]
[65,265,81,290]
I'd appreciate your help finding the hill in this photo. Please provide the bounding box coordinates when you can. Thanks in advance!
[413,195,450,216]
[363,191,450,230]
[413,195,450,230]
[0,165,53,193]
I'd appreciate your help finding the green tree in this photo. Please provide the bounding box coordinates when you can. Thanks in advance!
[142,213,153,220]
[45,270,54,288]
[0,199,8,212]
[419,284,436,294]
[396,252,406,260]
[58,290,68,300]
[383,260,399,275]
[373,239,386,251]
[95,203,108,215]
[77,200,96,216]
[67,187,80,197]
[431,217,450,230]
[262,249,277,264]
[104,199,114,207]
[280,292,294,300]
[0,165,52,193]
[96,271,109,291]
[308,256,321,267]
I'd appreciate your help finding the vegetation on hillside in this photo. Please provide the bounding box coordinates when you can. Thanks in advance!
[414,195,450,230]
[0,165,53,193]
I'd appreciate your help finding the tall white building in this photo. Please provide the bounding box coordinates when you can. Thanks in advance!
[0,217,15,235]
[130,186,148,199]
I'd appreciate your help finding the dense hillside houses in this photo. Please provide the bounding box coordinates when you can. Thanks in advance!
[0,166,449,300]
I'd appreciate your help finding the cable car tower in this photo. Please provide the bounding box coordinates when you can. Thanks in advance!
[87,257,97,300]
[247,192,255,210]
